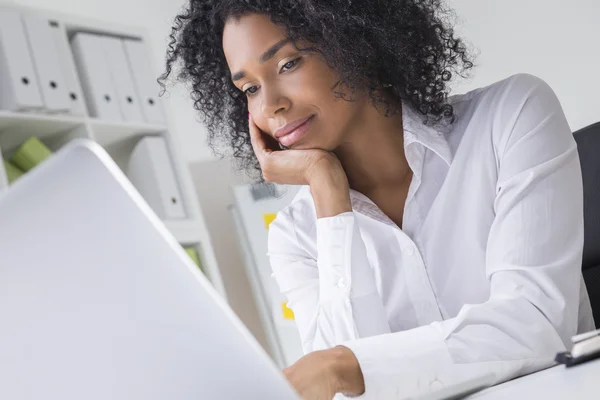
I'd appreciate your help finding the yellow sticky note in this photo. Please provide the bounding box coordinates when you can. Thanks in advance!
[282,302,295,320]
[263,213,277,230]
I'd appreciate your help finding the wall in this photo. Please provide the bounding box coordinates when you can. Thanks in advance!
[449,0,599,131]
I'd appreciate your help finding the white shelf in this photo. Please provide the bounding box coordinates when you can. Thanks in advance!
[0,4,228,300]
[0,111,84,151]
[0,112,167,145]
[88,118,166,147]
[0,110,82,126]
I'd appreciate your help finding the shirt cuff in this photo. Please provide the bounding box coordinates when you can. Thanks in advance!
[316,212,378,301]
[342,323,455,399]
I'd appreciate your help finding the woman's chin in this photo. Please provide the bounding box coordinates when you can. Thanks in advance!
[288,142,331,151]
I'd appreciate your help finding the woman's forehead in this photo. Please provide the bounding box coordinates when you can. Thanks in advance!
[222,14,289,72]
[222,14,286,56]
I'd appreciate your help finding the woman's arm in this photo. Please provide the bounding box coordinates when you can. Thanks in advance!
[270,74,586,399]
[269,175,393,354]
[248,113,392,355]
[306,156,352,219]
[337,74,585,398]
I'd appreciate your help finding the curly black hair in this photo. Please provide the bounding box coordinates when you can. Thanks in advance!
[159,0,475,178]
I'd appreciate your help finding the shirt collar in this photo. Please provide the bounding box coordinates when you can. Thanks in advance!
[401,103,454,166]
[346,103,454,209]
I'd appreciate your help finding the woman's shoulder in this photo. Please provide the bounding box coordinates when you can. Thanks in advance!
[448,73,566,150]
[449,73,554,108]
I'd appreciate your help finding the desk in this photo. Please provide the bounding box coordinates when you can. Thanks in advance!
[467,358,600,399]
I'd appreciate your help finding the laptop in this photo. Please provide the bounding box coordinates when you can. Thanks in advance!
[0,139,299,399]
[0,139,499,400]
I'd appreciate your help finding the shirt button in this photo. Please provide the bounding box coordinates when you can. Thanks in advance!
[337,278,347,289]
[404,246,415,256]
[430,379,443,391]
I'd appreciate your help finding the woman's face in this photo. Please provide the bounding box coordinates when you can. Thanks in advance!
[223,13,367,150]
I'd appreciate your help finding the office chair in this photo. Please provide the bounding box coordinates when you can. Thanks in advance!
[574,121,600,328]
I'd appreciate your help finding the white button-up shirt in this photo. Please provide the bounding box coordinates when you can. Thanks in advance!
[267,73,595,399]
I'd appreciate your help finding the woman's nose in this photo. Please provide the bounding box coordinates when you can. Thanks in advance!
[261,87,291,117]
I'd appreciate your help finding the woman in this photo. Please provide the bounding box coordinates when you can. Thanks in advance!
[161,1,595,399]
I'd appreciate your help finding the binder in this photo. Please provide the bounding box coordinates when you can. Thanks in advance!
[50,21,87,116]
[127,137,186,220]
[71,33,122,121]
[0,9,44,111]
[122,39,166,125]
[22,13,70,114]
[100,36,144,122]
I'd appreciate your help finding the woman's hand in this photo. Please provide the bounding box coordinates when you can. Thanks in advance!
[283,346,366,400]
[248,115,339,185]
[249,115,352,218]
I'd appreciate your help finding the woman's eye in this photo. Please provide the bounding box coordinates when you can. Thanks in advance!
[280,58,300,73]
[244,86,258,96]
[243,58,300,96]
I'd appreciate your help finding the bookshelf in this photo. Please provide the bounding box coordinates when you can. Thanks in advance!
[0,3,227,299]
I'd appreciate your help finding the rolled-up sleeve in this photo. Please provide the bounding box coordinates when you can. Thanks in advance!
[268,210,391,354]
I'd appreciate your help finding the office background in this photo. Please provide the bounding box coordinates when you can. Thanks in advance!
[5,0,598,355]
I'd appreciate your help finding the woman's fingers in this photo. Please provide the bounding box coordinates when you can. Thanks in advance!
[248,115,268,161]
[248,112,327,185]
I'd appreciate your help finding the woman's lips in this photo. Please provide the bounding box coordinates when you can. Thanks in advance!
[276,115,315,147]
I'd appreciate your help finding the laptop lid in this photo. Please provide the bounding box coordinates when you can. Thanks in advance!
[0,139,299,400]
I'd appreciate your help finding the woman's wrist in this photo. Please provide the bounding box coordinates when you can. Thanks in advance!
[307,156,352,218]
[330,346,366,396]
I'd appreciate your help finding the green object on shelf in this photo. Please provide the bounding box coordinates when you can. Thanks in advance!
[184,246,202,269]
[3,160,25,183]
[10,137,53,172]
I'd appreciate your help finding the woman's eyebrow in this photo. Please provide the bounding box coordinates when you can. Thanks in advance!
[259,39,290,63]
[231,39,291,82]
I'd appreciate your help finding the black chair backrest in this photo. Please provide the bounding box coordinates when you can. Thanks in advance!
[574,121,600,328]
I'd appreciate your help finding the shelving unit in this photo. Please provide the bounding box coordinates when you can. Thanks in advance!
[0,3,227,299]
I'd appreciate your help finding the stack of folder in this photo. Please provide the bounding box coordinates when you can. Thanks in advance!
[0,8,166,123]
[128,137,186,220]
[0,10,85,115]
[70,32,166,123]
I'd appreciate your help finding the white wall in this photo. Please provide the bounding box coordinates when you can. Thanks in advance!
[450,0,599,131]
